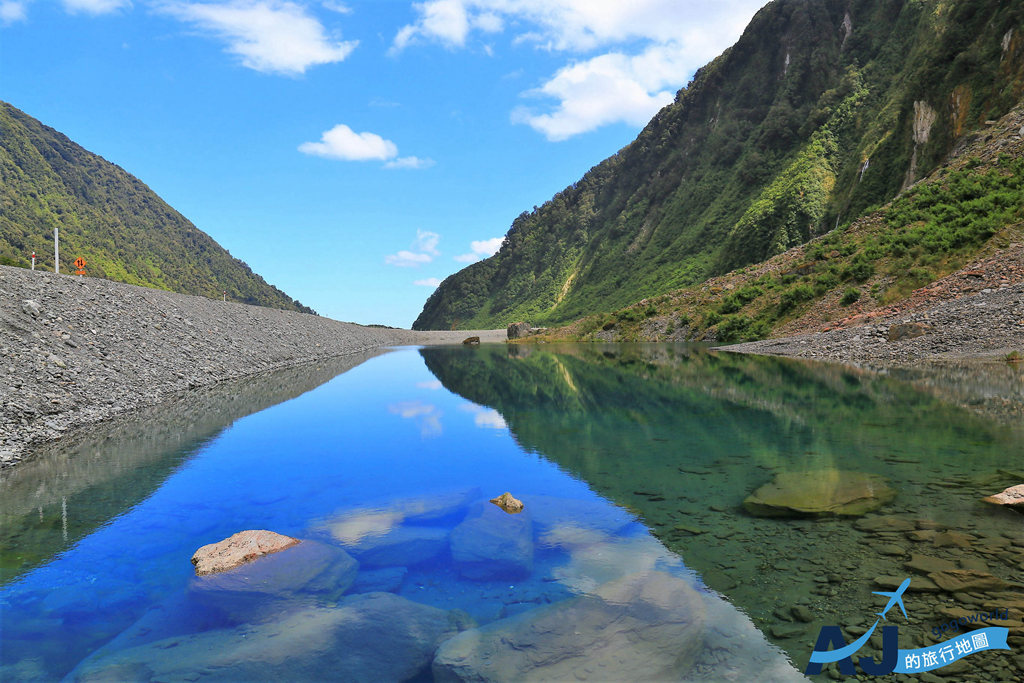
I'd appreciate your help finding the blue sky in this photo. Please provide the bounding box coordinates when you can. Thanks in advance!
[1,0,767,327]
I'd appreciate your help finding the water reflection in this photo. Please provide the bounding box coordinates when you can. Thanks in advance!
[422,343,1024,679]
[0,350,386,585]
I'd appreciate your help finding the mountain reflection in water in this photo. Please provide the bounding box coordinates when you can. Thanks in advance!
[421,343,1024,679]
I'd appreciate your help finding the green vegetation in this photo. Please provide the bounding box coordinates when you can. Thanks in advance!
[416,0,1024,330]
[539,149,1023,343]
[0,102,314,313]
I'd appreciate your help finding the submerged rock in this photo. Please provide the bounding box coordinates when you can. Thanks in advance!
[191,529,300,575]
[341,526,449,568]
[526,494,636,535]
[489,491,524,513]
[928,569,1011,593]
[743,470,896,517]
[189,540,358,622]
[70,593,467,683]
[350,567,408,593]
[316,487,479,543]
[432,571,706,682]
[191,539,357,597]
[450,501,533,580]
[983,484,1024,510]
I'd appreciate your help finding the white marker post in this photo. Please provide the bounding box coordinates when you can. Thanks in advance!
[54,227,59,274]
[31,252,36,270]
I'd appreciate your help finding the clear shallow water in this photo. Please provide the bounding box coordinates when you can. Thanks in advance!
[1,344,1021,681]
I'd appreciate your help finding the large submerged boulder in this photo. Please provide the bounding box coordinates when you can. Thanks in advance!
[189,539,359,622]
[341,526,449,568]
[191,539,358,597]
[432,571,706,682]
[70,593,467,683]
[191,530,300,575]
[743,470,895,517]
[450,501,533,580]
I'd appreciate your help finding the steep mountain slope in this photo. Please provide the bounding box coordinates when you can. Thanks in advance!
[0,102,314,313]
[535,101,1024,345]
[415,0,1024,330]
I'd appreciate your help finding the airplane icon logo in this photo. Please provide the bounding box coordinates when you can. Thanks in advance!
[872,577,911,621]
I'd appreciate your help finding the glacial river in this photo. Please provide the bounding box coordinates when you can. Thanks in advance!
[1,344,1021,681]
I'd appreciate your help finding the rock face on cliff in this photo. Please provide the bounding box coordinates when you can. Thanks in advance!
[415,0,1024,330]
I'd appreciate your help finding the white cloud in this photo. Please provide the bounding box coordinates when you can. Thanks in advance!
[385,155,435,169]
[299,124,397,161]
[160,0,356,75]
[513,43,686,140]
[414,277,443,287]
[455,235,502,262]
[393,0,759,54]
[386,229,441,267]
[417,379,444,390]
[300,124,432,169]
[392,0,468,53]
[387,250,433,267]
[413,229,441,255]
[0,1,27,24]
[459,403,507,429]
[63,0,130,14]
[392,0,765,138]
[320,0,350,14]
[389,400,443,437]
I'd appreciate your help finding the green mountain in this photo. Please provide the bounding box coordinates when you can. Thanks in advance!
[414,0,1024,330]
[0,102,314,314]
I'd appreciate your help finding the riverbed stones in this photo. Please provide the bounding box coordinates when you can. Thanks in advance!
[432,571,706,682]
[983,484,1024,510]
[905,553,957,575]
[191,530,300,575]
[450,501,533,580]
[489,491,524,513]
[743,470,896,517]
[855,515,916,532]
[70,593,465,683]
[21,299,41,318]
[927,569,1010,593]
[887,322,932,342]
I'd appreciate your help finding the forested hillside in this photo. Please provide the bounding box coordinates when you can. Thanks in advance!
[415,0,1024,330]
[0,102,314,313]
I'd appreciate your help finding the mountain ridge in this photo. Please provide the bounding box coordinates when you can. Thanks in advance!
[0,101,315,314]
[415,0,1024,330]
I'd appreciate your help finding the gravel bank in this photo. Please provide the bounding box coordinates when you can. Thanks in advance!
[0,266,503,468]
[723,282,1024,365]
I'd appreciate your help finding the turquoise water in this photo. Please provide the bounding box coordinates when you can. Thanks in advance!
[1,344,1022,681]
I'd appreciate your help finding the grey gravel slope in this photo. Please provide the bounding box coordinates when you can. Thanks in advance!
[0,265,502,467]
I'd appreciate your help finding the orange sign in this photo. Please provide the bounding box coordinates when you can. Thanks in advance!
[74,257,87,269]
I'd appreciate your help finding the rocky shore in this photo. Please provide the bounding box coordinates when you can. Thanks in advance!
[724,282,1024,366]
[0,266,503,468]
